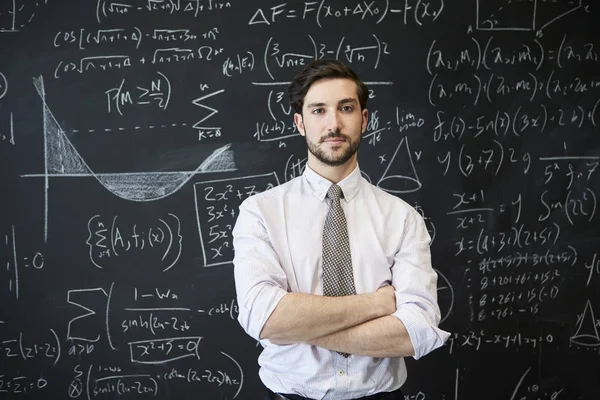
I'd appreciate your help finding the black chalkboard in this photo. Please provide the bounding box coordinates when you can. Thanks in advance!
[1,0,599,399]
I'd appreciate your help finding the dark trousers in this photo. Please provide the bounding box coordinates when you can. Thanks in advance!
[265,386,404,400]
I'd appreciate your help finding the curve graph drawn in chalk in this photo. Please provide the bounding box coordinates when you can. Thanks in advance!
[22,76,237,242]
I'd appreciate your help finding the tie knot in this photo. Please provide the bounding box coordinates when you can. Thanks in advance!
[327,184,343,202]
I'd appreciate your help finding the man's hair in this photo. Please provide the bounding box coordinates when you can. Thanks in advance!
[288,59,369,115]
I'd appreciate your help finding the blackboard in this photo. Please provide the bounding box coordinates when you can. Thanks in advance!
[1,0,599,399]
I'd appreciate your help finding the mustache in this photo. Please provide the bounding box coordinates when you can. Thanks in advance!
[320,131,349,143]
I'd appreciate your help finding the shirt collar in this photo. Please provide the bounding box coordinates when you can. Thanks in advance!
[303,163,362,202]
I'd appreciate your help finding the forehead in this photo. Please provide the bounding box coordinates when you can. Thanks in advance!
[303,78,359,106]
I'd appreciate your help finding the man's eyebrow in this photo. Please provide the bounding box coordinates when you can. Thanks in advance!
[305,98,358,108]
[338,98,358,106]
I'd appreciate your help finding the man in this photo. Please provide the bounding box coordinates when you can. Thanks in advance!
[232,59,449,400]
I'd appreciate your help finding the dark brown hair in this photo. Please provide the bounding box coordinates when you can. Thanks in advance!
[288,60,369,115]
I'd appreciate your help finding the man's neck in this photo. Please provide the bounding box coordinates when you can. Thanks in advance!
[307,156,357,184]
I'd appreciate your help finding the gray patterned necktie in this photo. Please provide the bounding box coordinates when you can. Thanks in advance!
[322,184,356,357]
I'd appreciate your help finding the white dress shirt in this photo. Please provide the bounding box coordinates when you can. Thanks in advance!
[232,163,450,400]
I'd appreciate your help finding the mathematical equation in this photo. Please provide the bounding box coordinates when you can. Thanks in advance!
[1,329,60,365]
[261,34,391,81]
[53,26,220,50]
[52,33,395,82]
[53,45,225,79]
[64,283,240,353]
[426,33,599,76]
[0,375,48,396]
[473,274,562,322]
[96,0,232,22]
[67,360,242,399]
[432,101,600,142]
[429,69,600,107]
[1,225,44,300]
[86,213,182,271]
[193,173,280,267]
[454,222,561,256]
[248,0,444,28]
[447,163,597,226]
[446,330,555,353]
[105,71,171,115]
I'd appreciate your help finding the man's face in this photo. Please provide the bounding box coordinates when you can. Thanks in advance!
[294,78,368,167]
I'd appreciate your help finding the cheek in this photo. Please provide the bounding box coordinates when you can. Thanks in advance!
[305,120,323,134]
[349,116,364,131]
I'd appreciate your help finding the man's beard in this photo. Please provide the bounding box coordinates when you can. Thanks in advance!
[305,130,361,167]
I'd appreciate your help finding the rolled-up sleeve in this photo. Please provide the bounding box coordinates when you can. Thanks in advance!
[391,209,451,359]
[232,197,288,341]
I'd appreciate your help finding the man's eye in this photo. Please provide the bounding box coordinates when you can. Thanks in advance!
[341,106,353,112]
[312,109,324,114]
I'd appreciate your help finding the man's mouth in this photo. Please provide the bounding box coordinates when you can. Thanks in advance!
[322,137,346,143]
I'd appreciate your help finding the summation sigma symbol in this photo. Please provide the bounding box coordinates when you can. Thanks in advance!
[86,214,182,272]
[476,0,587,34]
[21,76,237,242]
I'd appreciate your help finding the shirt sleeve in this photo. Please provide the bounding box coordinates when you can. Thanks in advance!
[232,197,288,341]
[391,209,451,360]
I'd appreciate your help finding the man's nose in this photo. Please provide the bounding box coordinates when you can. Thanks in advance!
[327,111,342,132]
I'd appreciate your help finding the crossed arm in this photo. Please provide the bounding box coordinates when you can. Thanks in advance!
[260,287,416,358]
[233,201,446,359]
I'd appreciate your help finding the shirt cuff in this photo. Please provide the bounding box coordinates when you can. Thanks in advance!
[238,285,288,341]
[393,305,451,360]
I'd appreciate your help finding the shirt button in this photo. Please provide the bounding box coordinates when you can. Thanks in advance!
[338,370,344,376]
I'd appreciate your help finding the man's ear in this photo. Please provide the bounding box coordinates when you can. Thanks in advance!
[361,108,369,133]
[294,113,306,136]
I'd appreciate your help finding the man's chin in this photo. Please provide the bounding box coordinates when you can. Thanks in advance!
[319,154,354,167]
